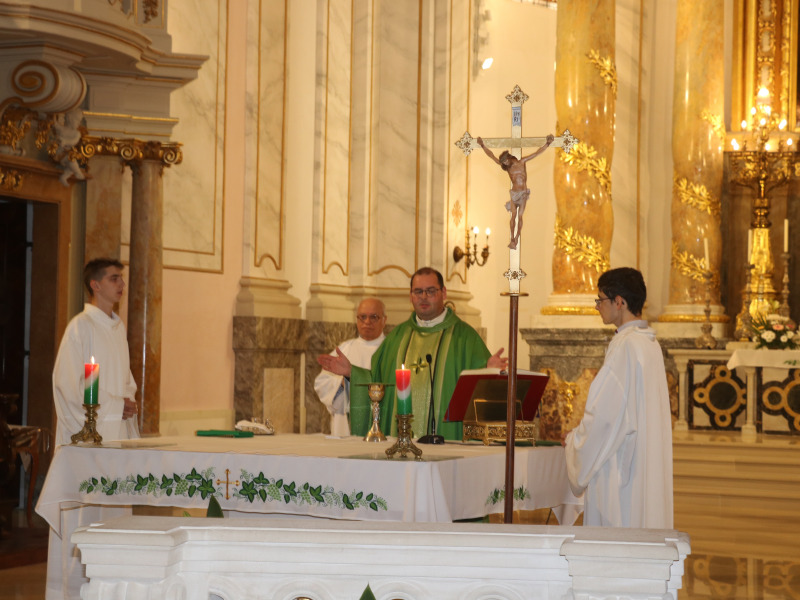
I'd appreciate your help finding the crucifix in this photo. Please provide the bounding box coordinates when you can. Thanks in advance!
[455,84,577,523]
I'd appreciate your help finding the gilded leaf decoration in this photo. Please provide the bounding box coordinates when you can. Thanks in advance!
[701,110,726,144]
[674,176,721,218]
[559,141,612,194]
[671,241,719,289]
[554,216,610,274]
[586,49,617,96]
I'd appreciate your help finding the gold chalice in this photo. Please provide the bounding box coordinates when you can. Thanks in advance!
[364,383,387,442]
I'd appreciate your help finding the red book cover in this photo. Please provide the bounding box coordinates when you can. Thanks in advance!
[445,368,549,422]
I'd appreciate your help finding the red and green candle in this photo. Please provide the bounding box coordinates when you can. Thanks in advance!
[395,364,411,415]
[84,357,99,405]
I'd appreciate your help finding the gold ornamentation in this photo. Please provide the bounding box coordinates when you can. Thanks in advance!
[503,268,527,281]
[553,216,610,275]
[658,313,729,323]
[505,85,528,105]
[674,175,721,218]
[559,141,611,194]
[540,305,598,316]
[451,200,463,227]
[0,167,25,191]
[0,105,34,154]
[762,370,800,432]
[671,241,713,283]
[701,110,726,144]
[586,49,617,96]
[80,136,182,166]
[143,0,159,23]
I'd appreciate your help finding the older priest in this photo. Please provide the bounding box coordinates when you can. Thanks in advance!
[318,267,506,440]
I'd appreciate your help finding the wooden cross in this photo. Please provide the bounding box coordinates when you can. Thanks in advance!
[216,468,240,500]
[455,84,577,294]
[454,84,577,524]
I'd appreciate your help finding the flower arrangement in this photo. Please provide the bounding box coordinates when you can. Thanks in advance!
[749,312,799,350]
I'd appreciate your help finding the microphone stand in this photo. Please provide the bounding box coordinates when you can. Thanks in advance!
[417,353,445,444]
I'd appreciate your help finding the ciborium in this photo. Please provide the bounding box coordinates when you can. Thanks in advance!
[70,404,103,445]
[363,383,387,442]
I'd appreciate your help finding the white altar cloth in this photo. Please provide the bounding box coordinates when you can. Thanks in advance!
[37,433,581,533]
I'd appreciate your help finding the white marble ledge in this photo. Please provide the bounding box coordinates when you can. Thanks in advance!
[73,516,690,600]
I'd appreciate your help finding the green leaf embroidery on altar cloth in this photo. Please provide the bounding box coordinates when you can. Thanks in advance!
[486,485,531,506]
[77,467,388,513]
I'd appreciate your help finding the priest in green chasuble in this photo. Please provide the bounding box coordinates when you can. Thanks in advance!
[317,268,507,440]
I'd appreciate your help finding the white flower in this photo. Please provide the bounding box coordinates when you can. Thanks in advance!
[767,313,783,323]
[762,331,776,342]
[787,331,795,339]
[781,335,788,343]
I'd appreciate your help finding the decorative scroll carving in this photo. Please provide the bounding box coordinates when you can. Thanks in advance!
[143,0,160,23]
[80,136,183,167]
[558,141,611,194]
[0,105,34,156]
[554,216,610,275]
[586,49,617,96]
[674,176,721,218]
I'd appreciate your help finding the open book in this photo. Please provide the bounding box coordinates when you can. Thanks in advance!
[444,368,549,423]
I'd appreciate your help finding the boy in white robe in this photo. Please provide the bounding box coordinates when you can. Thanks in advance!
[564,267,673,529]
[45,258,139,599]
[314,298,386,436]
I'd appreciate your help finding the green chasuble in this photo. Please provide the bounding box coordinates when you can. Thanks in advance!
[350,308,491,440]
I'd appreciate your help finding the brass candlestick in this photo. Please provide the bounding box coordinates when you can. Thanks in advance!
[695,272,717,349]
[363,383,387,442]
[385,414,423,460]
[70,403,103,445]
[778,251,796,327]
[735,263,756,341]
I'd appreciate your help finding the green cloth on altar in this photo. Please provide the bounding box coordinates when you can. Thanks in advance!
[350,308,491,440]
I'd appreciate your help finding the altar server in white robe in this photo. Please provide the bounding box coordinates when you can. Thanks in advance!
[45,258,139,599]
[314,298,386,436]
[564,267,673,529]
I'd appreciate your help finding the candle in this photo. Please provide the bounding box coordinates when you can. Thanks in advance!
[703,238,710,270]
[785,219,789,253]
[84,357,99,405]
[747,229,753,262]
[395,364,411,415]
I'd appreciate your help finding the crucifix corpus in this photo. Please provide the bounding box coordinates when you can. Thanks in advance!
[454,84,577,524]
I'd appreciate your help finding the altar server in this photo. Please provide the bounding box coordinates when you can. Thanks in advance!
[314,297,387,436]
[52,258,139,445]
[564,267,673,528]
[45,258,139,600]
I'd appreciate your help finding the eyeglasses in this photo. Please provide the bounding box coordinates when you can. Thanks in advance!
[594,297,612,306]
[357,314,384,323]
[412,287,442,298]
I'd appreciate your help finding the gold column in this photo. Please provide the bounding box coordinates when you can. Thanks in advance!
[660,0,727,325]
[80,137,181,435]
[545,0,614,314]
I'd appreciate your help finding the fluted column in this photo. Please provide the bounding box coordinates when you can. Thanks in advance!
[659,0,727,328]
[544,0,615,315]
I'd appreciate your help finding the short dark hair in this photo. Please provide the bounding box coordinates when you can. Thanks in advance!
[597,267,646,316]
[410,267,444,290]
[83,258,123,297]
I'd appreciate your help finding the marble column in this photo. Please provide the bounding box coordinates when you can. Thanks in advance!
[545,0,615,315]
[84,154,125,262]
[659,0,727,331]
[126,142,181,435]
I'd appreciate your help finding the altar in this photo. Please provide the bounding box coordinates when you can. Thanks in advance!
[36,433,582,534]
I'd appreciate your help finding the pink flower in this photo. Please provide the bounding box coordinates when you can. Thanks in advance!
[774,323,785,331]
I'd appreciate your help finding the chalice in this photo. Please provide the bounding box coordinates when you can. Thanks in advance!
[364,383,387,442]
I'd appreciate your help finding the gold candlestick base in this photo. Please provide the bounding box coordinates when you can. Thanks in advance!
[385,414,423,460]
[695,272,717,349]
[363,383,387,442]
[70,403,103,445]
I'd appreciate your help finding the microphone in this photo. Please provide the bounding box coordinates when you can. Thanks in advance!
[417,353,445,444]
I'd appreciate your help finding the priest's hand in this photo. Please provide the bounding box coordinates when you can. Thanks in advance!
[317,347,352,378]
[122,398,138,420]
[486,347,508,370]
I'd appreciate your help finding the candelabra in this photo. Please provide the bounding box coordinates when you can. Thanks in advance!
[453,226,490,268]
[779,252,796,328]
[728,88,799,320]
